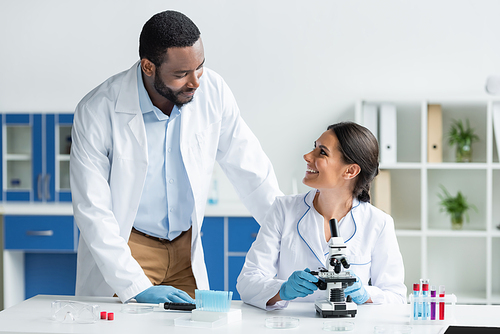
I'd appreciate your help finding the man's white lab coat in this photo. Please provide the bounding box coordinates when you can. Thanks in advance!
[70,63,281,302]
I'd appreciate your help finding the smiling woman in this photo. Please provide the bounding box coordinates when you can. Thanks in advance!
[237,122,407,310]
[302,122,380,239]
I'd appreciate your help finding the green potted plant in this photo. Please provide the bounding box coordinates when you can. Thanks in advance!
[437,185,477,230]
[447,119,479,162]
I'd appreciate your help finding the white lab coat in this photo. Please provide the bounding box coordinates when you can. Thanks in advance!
[70,62,282,302]
[237,190,407,310]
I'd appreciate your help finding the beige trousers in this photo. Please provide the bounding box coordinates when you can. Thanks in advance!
[128,227,197,298]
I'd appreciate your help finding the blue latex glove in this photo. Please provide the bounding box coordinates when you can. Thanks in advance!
[344,272,369,304]
[279,268,318,301]
[135,286,195,304]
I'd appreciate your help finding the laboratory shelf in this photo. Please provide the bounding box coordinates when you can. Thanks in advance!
[425,230,488,237]
[425,163,488,170]
[395,230,422,237]
[456,295,490,305]
[57,155,70,162]
[5,154,31,161]
[489,295,500,305]
[204,202,251,217]
[356,98,500,305]
[379,163,422,170]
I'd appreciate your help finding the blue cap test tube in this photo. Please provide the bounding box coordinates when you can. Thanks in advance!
[413,283,420,320]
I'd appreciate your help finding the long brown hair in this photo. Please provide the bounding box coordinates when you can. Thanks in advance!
[327,122,379,202]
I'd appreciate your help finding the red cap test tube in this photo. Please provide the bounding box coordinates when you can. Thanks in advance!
[439,285,445,320]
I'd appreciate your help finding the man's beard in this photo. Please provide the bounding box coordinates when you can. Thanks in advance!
[154,69,195,109]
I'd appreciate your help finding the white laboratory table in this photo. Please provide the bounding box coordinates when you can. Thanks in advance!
[0,295,499,334]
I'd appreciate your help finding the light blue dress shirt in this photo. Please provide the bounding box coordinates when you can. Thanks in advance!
[133,64,194,240]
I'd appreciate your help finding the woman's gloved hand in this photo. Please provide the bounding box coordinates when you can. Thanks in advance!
[279,268,319,301]
[344,272,369,304]
[135,286,195,304]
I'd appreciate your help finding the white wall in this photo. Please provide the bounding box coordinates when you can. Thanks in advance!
[1,0,500,197]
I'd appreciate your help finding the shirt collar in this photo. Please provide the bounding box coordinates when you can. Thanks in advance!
[136,63,177,121]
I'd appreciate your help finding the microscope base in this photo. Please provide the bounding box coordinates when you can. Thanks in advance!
[314,300,357,318]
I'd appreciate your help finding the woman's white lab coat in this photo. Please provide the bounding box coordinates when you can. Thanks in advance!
[70,62,281,302]
[237,190,407,310]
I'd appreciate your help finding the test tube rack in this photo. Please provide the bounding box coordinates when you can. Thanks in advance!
[409,293,457,325]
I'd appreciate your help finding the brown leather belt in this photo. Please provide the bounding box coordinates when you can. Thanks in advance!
[131,227,190,242]
[131,227,171,242]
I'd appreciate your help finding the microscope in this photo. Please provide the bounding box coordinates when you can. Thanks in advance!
[312,218,357,318]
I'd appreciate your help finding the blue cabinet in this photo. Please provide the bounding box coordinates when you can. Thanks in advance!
[228,217,260,252]
[1,113,73,202]
[228,256,246,300]
[4,215,78,251]
[2,214,78,303]
[1,210,257,306]
[228,217,259,300]
[24,253,77,299]
[201,217,224,291]
[201,216,259,300]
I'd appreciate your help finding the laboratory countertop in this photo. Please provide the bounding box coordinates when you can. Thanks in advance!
[0,202,74,215]
[0,201,252,217]
[0,295,499,334]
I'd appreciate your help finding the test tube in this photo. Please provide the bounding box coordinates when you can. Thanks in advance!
[421,280,429,320]
[439,285,445,320]
[412,283,420,320]
[430,286,436,320]
[419,279,427,319]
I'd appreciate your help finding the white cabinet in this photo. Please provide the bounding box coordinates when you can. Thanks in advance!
[356,99,500,304]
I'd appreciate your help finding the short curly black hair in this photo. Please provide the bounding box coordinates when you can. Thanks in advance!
[139,10,201,67]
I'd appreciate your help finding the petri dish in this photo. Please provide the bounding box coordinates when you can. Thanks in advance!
[121,304,154,314]
[323,321,355,331]
[265,316,300,329]
[373,325,412,334]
